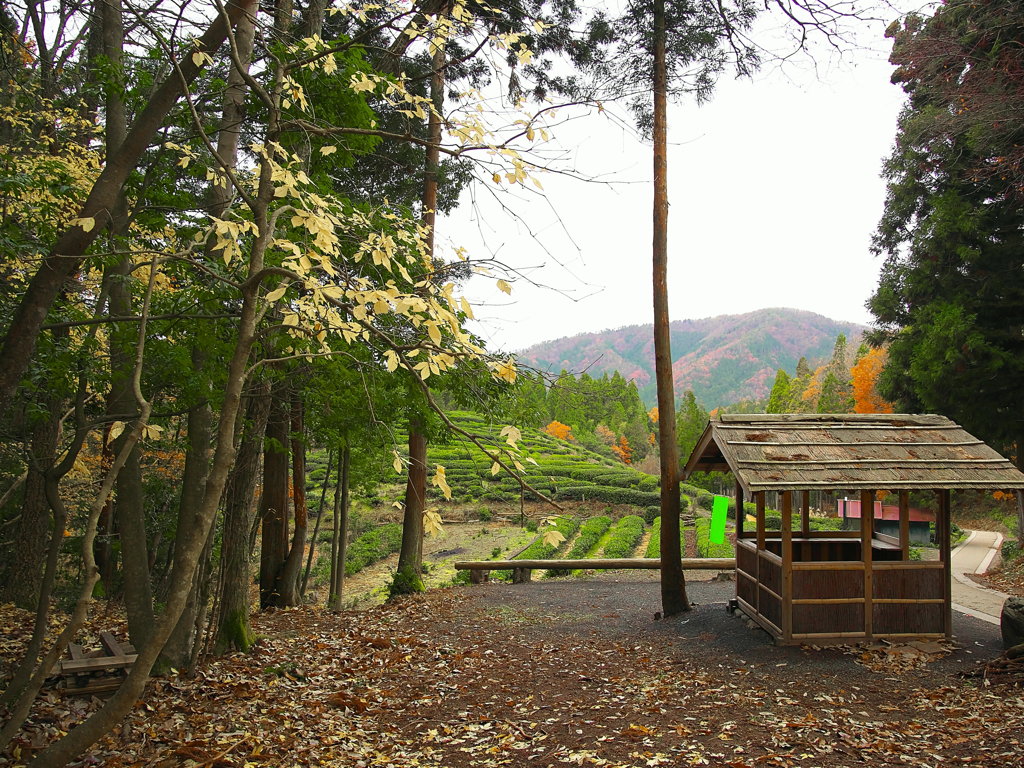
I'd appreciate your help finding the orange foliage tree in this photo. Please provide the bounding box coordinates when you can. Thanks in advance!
[611,435,632,464]
[595,423,617,445]
[544,420,574,441]
[851,348,895,414]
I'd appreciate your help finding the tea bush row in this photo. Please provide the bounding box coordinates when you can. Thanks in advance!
[602,515,646,558]
[694,517,734,558]
[345,523,403,576]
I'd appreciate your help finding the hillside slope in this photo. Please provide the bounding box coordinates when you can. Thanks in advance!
[517,307,865,406]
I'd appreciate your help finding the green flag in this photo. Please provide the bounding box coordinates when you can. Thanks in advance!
[710,495,728,544]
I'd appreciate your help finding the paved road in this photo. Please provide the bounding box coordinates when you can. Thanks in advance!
[950,529,1010,624]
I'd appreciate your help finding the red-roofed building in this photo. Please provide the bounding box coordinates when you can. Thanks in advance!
[837,499,935,544]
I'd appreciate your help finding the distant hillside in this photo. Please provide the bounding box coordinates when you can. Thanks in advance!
[517,308,866,407]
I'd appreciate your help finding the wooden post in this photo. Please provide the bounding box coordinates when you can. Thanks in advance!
[735,482,745,538]
[512,567,532,584]
[860,490,874,639]
[781,491,794,643]
[939,489,953,638]
[756,491,765,616]
[899,490,910,561]
[801,490,811,539]
[756,491,766,551]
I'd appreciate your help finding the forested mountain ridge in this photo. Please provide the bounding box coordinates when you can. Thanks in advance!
[517,308,866,407]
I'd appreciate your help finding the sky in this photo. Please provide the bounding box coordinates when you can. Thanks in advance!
[438,4,925,355]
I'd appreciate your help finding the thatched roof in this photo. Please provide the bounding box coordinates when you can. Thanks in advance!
[682,413,1024,493]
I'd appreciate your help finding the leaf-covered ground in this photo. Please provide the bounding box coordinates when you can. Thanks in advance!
[3,575,1023,767]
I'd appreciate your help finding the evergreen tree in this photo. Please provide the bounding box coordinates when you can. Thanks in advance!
[765,370,792,414]
[870,2,1024,463]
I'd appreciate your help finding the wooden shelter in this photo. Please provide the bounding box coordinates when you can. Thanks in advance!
[682,413,1024,645]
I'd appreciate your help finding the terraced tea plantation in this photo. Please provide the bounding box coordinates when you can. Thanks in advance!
[427,411,709,515]
[300,411,858,597]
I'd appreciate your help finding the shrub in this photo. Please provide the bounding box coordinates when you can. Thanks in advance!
[562,515,612,559]
[496,516,579,580]
[645,517,661,558]
[602,515,645,558]
[637,475,659,492]
[644,517,686,558]
[525,520,539,533]
[694,517,734,558]
[545,515,612,577]
[642,506,661,524]
[345,523,403,576]
[478,507,493,522]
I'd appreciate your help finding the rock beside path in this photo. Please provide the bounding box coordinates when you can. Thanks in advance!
[1001,596,1024,649]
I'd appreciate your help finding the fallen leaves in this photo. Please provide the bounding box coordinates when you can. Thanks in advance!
[3,588,1024,768]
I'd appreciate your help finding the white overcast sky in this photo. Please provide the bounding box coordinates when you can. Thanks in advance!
[439,3,928,354]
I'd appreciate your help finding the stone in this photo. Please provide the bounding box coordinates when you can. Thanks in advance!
[1000,596,1024,650]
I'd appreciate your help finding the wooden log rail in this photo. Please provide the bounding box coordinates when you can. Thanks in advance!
[454,557,736,584]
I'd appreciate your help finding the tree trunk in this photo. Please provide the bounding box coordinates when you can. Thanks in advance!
[329,445,351,612]
[301,448,333,597]
[395,421,428,595]
[0,398,60,609]
[161,354,213,669]
[107,262,154,648]
[259,392,290,609]
[0,432,67,707]
[276,388,307,606]
[216,380,271,653]
[652,0,689,617]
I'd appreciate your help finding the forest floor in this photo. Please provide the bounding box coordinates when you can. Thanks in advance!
[3,573,1023,768]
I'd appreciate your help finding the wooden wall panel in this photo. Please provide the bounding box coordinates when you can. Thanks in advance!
[759,589,782,629]
[873,603,944,635]
[793,603,863,635]
[873,567,944,600]
[759,556,782,595]
[793,570,864,600]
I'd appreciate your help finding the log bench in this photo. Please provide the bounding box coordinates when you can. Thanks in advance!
[454,557,736,584]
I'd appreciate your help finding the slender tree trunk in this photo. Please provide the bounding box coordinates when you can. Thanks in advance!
[107,264,154,648]
[276,388,307,605]
[301,447,333,597]
[259,392,290,609]
[0,397,60,609]
[395,420,428,594]
[390,24,446,597]
[0,454,67,707]
[652,0,689,617]
[216,380,271,653]
[329,445,350,612]
[161,352,213,668]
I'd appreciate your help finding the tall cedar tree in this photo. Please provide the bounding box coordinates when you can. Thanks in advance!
[870,3,1024,466]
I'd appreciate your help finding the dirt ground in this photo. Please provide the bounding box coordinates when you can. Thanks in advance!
[4,572,1022,768]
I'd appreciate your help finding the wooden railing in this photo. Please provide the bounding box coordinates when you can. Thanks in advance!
[454,557,735,584]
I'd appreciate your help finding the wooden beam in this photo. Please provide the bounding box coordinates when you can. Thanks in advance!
[725,440,985,447]
[781,490,794,644]
[453,558,735,571]
[801,490,810,538]
[735,482,745,539]
[899,490,911,561]
[939,489,953,638]
[861,489,874,640]
[756,491,766,551]
[735,458,1011,466]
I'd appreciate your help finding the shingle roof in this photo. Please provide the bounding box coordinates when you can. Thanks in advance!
[682,413,1024,493]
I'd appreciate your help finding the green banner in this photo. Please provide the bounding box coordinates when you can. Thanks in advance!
[710,495,728,544]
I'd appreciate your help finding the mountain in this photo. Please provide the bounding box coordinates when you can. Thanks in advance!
[516,308,867,408]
